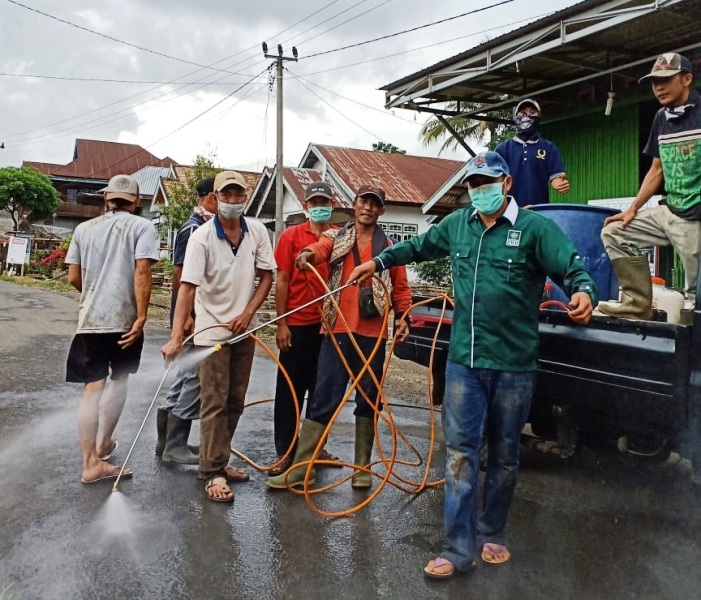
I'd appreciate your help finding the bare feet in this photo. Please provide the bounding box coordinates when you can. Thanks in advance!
[424,557,455,579]
[81,462,133,484]
[98,437,118,461]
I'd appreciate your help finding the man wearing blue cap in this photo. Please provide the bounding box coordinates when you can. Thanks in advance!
[349,151,597,579]
[495,98,570,207]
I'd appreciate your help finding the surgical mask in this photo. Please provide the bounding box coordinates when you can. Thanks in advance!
[308,206,333,223]
[469,182,506,215]
[218,201,245,219]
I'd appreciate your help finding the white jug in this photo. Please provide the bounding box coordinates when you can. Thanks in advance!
[651,277,684,324]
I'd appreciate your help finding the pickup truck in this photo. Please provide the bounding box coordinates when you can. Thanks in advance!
[394,206,701,483]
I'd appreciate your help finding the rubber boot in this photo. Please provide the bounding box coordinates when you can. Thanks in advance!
[266,419,326,489]
[155,408,168,456]
[597,256,654,320]
[351,417,375,489]
[162,413,199,464]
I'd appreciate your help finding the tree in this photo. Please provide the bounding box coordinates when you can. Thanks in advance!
[372,141,406,154]
[418,102,511,154]
[0,166,60,229]
[412,256,452,289]
[160,152,220,232]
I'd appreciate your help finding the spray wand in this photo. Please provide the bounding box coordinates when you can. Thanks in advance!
[111,280,358,493]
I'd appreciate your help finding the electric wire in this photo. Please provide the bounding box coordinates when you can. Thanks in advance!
[5,0,250,76]
[0,73,259,85]
[301,0,515,58]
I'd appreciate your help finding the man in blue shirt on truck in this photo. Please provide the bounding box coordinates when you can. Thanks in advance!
[496,98,570,207]
[348,151,597,580]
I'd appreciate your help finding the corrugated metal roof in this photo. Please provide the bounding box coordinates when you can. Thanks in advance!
[310,145,463,206]
[131,166,173,197]
[24,139,176,181]
[156,166,261,206]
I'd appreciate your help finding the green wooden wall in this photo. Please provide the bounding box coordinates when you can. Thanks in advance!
[541,106,640,205]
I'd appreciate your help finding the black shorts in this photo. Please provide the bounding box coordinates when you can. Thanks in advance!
[66,332,144,383]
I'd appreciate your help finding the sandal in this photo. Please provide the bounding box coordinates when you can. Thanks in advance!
[481,543,511,564]
[424,557,455,580]
[318,449,343,468]
[268,456,292,477]
[224,466,250,483]
[205,476,234,502]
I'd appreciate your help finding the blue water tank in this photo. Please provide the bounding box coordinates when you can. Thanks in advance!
[530,204,620,303]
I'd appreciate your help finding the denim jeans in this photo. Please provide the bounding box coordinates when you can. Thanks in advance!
[306,333,385,425]
[441,361,535,571]
[163,341,201,420]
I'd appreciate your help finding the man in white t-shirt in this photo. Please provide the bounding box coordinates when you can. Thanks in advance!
[65,174,160,484]
[161,170,276,503]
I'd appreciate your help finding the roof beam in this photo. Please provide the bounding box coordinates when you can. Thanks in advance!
[385,0,687,110]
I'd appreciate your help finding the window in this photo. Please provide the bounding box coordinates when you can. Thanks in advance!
[67,188,78,203]
[379,221,418,242]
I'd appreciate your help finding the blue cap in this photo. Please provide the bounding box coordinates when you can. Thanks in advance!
[461,151,510,183]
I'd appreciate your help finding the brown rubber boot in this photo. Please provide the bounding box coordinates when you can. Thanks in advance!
[598,256,654,320]
[351,417,375,489]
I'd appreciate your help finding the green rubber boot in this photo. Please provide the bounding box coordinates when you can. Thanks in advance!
[266,419,326,489]
[351,417,375,489]
[597,256,654,320]
[155,408,168,456]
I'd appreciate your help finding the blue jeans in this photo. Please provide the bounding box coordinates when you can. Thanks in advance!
[441,361,535,571]
[163,342,200,420]
[306,333,385,425]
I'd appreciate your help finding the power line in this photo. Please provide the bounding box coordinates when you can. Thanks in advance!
[290,70,419,125]
[302,0,515,58]
[0,72,258,85]
[295,10,556,77]
[5,0,250,76]
[293,72,385,143]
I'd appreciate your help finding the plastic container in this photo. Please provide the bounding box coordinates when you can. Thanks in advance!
[651,277,684,323]
[530,204,620,304]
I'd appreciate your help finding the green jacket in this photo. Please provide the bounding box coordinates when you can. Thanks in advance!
[374,200,598,371]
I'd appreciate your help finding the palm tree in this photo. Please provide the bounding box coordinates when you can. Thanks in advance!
[419,102,511,154]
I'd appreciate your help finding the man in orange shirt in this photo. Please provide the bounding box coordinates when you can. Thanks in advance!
[270,182,340,476]
[267,184,412,490]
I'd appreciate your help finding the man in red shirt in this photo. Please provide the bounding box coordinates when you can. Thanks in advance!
[267,184,412,490]
[270,181,340,475]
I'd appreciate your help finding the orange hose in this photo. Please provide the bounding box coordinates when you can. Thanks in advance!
[226,264,454,518]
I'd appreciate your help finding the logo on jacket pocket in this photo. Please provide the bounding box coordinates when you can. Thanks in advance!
[506,230,522,247]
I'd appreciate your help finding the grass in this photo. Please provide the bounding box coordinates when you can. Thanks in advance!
[0,274,74,292]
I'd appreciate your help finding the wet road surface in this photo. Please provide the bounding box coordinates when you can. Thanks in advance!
[0,281,700,600]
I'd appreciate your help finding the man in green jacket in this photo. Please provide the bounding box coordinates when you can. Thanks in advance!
[349,151,597,579]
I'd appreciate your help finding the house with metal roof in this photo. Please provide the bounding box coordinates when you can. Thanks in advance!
[381,0,700,215]
[23,138,176,229]
[248,143,463,243]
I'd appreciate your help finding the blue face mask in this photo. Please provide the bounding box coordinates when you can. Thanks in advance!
[308,206,333,223]
[469,182,506,215]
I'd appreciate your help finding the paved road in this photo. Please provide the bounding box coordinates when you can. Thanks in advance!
[0,280,700,600]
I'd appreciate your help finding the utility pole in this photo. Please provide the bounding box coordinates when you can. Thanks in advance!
[262,42,298,244]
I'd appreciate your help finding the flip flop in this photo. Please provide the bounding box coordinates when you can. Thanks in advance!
[99,438,118,461]
[205,477,234,502]
[423,557,455,580]
[318,449,343,468]
[268,457,292,477]
[481,543,511,564]
[81,466,133,484]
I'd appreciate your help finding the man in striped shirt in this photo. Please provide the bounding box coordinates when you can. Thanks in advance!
[600,52,700,320]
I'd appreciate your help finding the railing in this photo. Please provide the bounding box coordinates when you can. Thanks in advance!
[55,202,102,218]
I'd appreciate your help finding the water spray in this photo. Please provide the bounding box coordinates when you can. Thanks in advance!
[111,280,358,493]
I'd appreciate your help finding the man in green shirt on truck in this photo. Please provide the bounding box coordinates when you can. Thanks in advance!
[349,151,597,580]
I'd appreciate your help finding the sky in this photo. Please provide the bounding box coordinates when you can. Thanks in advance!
[0,0,582,173]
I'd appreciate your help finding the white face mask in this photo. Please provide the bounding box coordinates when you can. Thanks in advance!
[218,201,245,220]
